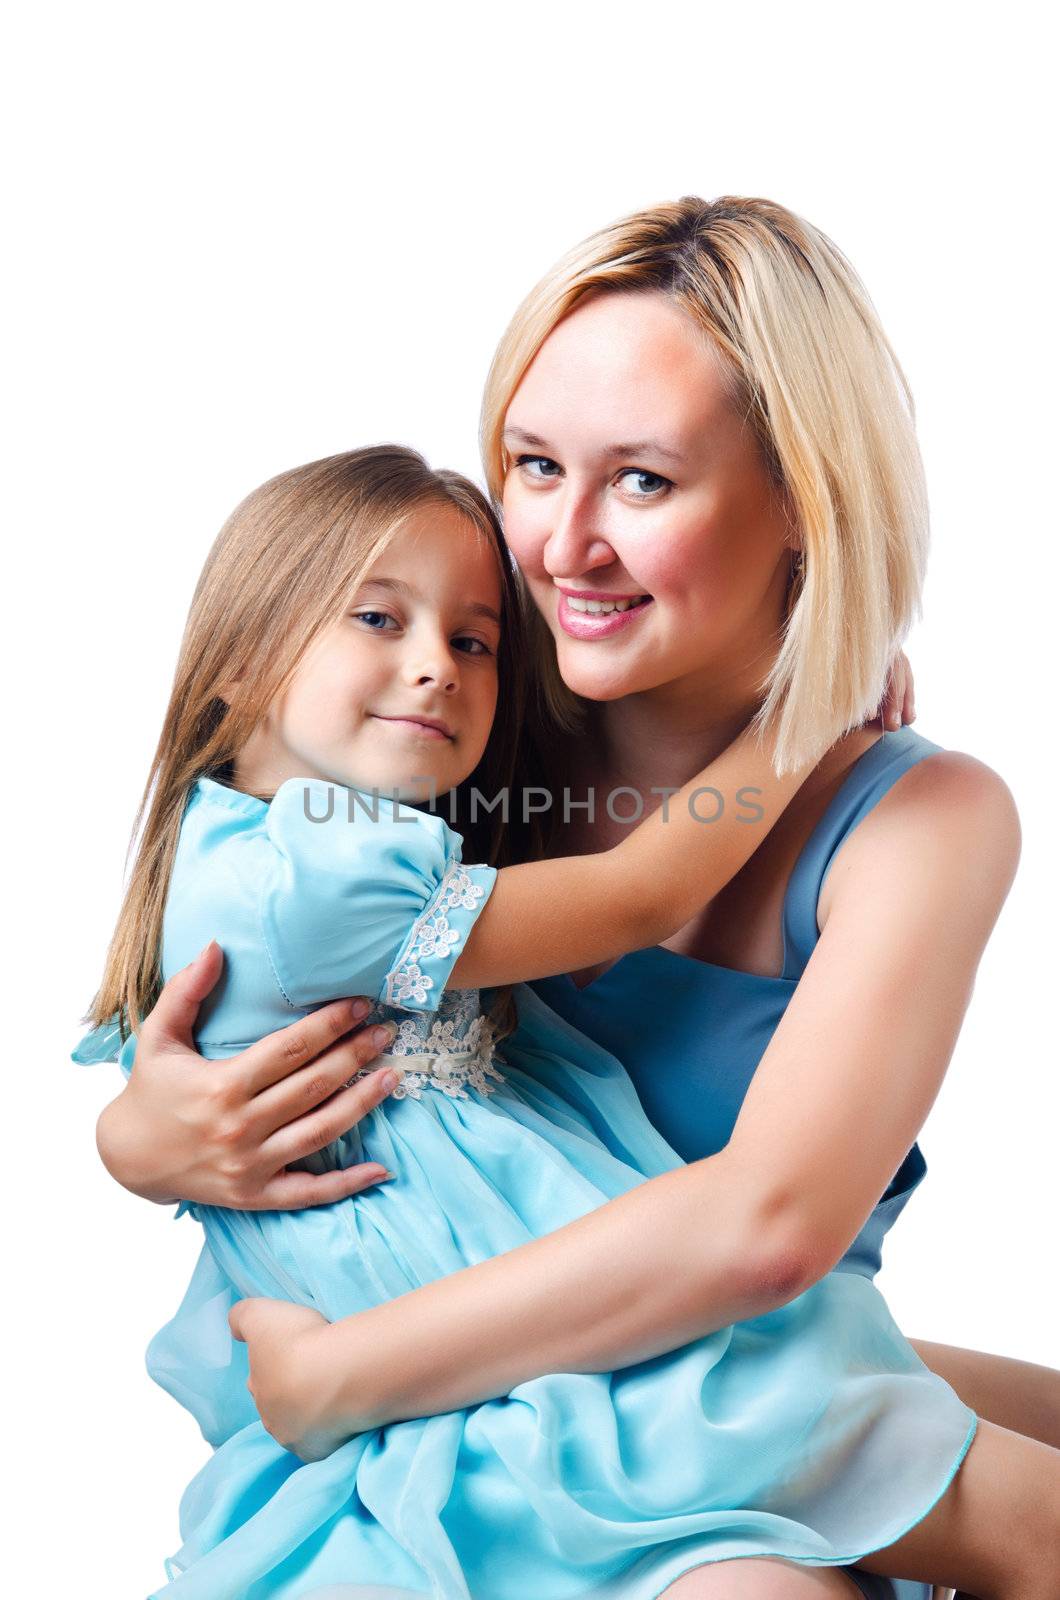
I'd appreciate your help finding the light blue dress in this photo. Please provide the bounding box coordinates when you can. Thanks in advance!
[75,764,976,1600]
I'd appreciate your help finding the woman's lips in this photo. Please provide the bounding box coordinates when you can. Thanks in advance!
[556,593,655,640]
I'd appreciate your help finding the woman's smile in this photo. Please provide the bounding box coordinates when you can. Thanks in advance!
[556,590,655,639]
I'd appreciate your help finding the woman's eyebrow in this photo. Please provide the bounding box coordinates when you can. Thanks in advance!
[503,426,552,450]
[602,439,687,466]
[503,425,685,466]
[357,576,501,626]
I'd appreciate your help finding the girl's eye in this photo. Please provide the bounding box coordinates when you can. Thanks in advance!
[353,612,494,657]
[352,611,397,630]
[616,468,672,498]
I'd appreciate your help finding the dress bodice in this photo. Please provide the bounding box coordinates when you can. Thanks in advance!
[531,725,943,1279]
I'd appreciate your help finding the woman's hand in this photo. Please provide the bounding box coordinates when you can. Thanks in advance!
[229,1298,357,1462]
[874,648,916,731]
[95,941,402,1210]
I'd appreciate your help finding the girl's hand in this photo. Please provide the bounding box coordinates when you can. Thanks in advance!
[229,1298,353,1462]
[873,649,916,732]
[95,941,402,1210]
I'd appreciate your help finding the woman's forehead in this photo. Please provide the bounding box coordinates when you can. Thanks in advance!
[508,293,733,447]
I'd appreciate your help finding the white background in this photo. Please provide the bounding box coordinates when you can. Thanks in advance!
[6,3,1056,1593]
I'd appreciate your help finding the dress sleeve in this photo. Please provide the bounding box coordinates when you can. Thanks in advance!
[71,1019,139,1082]
[260,778,498,1014]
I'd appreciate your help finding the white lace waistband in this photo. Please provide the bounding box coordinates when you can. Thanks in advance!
[346,1041,505,1102]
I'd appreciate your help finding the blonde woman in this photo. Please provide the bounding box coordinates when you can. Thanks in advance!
[95,199,1060,1599]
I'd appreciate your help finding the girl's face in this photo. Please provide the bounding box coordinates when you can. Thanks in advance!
[235,503,502,802]
[501,290,796,714]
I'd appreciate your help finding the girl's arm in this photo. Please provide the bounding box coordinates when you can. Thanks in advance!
[450,655,917,994]
[449,721,811,989]
[304,751,1021,1432]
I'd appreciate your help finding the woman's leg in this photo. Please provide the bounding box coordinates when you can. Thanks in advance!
[660,1561,863,1596]
[909,1339,1060,1449]
[909,1341,1060,1600]
[660,1418,1059,1600]
[856,1418,1060,1598]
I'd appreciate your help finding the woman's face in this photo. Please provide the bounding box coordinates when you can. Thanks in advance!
[501,290,797,712]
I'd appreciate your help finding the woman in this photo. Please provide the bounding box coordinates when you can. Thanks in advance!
[94,197,1060,1599]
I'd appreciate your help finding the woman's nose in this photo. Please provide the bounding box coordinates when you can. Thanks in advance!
[541,485,617,579]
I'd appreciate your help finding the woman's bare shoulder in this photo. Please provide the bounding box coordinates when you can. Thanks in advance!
[818,747,1022,929]
[874,747,1019,837]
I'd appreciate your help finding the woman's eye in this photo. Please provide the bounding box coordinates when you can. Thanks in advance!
[515,454,670,499]
[515,454,562,481]
[454,637,494,657]
[616,468,672,498]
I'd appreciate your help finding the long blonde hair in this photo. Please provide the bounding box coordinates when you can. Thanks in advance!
[481,195,928,774]
[88,445,533,1038]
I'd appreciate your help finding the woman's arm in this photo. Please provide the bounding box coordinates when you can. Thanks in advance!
[450,721,812,989]
[304,752,1021,1432]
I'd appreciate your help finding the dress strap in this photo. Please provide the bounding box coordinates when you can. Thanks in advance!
[780,726,945,980]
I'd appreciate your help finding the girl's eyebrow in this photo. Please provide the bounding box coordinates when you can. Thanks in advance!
[503,424,686,467]
[356,576,501,627]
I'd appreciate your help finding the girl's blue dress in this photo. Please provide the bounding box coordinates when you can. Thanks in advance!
[76,770,976,1600]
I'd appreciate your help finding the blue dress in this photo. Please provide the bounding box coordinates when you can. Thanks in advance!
[533,726,946,1600]
[74,751,975,1600]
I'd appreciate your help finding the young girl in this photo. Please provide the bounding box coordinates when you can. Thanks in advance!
[78,445,988,1600]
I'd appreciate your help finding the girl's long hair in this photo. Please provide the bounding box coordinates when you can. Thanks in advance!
[481,195,929,775]
[87,445,535,1042]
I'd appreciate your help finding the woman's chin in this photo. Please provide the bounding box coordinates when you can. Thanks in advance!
[554,647,659,704]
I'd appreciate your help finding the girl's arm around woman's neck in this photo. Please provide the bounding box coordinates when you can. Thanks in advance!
[449,720,812,991]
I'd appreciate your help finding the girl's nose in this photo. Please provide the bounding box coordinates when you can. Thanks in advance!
[402,635,460,693]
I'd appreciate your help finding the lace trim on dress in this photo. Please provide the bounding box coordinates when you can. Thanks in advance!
[347,1014,504,1100]
[383,862,489,1008]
